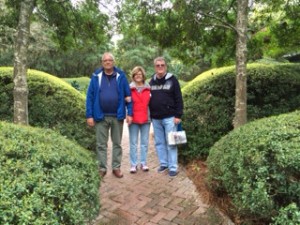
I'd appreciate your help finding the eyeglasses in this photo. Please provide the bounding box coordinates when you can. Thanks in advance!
[155,64,165,68]
[102,59,113,63]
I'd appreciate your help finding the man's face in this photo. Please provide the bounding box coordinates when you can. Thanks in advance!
[154,60,167,77]
[102,54,114,71]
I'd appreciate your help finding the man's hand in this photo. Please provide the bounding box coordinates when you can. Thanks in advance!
[174,117,181,125]
[87,118,95,127]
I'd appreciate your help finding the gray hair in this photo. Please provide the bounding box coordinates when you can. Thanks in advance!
[102,52,115,62]
[153,56,167,66]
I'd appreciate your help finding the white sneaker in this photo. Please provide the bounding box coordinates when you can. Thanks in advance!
[141,164,149,172]
[130,166,137,173]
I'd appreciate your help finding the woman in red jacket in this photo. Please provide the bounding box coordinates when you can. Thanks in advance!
[128,66,151,173]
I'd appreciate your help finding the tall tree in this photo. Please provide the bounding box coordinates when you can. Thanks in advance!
[117,0,299,129]
[233,0,249,128]
[118,0,250,127]
[13,0,35,125]
[8,0,110,124]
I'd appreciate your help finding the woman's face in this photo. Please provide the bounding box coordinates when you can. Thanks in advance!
[133,71,144,83]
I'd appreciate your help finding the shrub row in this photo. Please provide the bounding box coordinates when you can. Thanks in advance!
[207,110,300,224]
[0,121,100,224]
[63,77,90,95]
[181,63,300,160]
[0,67,95,150]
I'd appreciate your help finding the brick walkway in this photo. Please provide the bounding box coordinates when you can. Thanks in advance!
[92,126,234,225]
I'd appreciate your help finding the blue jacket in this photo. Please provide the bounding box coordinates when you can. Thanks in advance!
[86,66,133,121]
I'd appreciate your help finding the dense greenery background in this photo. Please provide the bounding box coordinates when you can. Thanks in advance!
[180,63,300,160]
[0,0,300,224]
[0,0,299,78]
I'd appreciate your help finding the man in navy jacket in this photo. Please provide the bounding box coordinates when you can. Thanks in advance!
[86,52,133,178]
[149,56,183,177]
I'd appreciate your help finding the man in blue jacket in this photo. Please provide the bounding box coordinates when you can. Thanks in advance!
[86,52,133,178]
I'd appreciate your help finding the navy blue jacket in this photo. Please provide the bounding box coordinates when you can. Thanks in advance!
[86,66,132,121]
[149,73,183,119]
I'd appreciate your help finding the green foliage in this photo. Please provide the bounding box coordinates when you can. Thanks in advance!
[27,42,104,78]
[63,76,90,95]
[115,35,197,82]
[37,0,110,50]
[247,1,300,61]
[0,0,20,28]
[0,0,110,77]
[0,67,95,150]
[207,110,300,224]
[71,80,81,91]
[116,0,211,81]
[0,0,18,65]
[272,203,300,225]
[117,0,238,68]
[115,36,159,78]
[181,63,300,160]
[116,0,300,71]
[0,121,100,224]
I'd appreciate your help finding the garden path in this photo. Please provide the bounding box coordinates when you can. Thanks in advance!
[92,125,234,225]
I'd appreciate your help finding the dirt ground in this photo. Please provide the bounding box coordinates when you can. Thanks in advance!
[185,160,241,225]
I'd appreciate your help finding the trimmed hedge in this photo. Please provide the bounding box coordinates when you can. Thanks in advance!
[0,121,100,224]
[181,63,300,160]
[207,110,300,224]
[0,67,95,150]
[63,77,90,95]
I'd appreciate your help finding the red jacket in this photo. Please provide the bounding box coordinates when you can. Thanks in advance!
[130,82,151,124]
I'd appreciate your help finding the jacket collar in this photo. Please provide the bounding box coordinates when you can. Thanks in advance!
[153,72,173,81]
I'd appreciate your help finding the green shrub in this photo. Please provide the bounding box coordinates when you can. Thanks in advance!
[207,110,300,224]
[63,77,90,95]
[181,63,300,160]
[0,67,95,150]
[0,121,100,224]
[271,203,300,225]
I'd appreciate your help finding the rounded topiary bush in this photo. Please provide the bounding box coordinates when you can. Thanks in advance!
[0,67,94,150]
[0,121,99,224]
[207,110,300,224]
[181,63,300,160]
[63,77,91,95]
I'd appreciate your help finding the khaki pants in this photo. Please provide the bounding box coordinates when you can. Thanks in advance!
[95,116,124,171]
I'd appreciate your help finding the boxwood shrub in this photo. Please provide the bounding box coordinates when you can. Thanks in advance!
[63,77,90,95]
[207,110,300,224]
[0,67,95,150]
[181,63,300,160]
[0,121,100,224]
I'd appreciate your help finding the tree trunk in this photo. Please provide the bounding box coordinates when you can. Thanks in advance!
[233,0,249,129]
[13,0,35,125]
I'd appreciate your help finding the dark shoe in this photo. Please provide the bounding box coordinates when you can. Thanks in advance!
[169,171,178,177]
[113,169,124,178]
[157,166,168,173]
[99,170,107,178]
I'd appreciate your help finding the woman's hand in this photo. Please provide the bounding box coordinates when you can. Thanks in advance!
[126,115,133,125]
